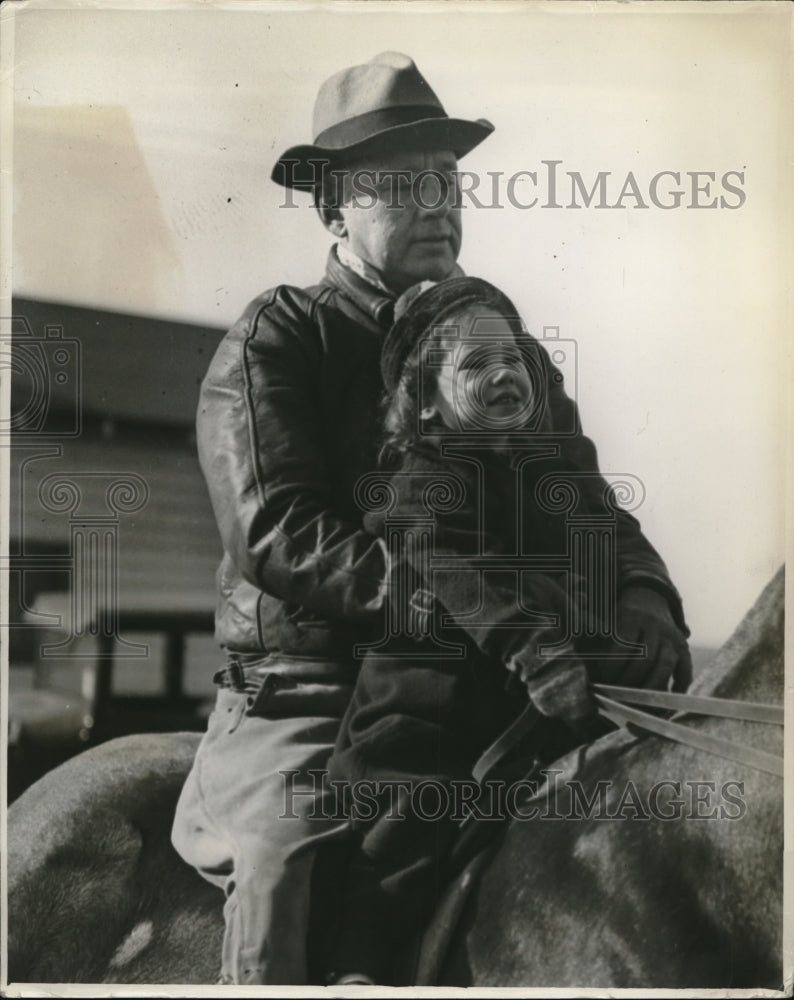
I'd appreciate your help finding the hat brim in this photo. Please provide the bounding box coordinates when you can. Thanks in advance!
[271,117,494,191]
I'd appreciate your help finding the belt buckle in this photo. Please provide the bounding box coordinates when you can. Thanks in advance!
[213,659,246,691]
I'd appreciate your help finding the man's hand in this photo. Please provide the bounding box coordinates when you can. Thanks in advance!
[604,586,693,692]
[507,643,596,733]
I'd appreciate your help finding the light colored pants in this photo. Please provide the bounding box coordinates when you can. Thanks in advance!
[171,681,349,984]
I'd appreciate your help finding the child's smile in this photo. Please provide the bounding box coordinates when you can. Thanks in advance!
[421,309,535,434]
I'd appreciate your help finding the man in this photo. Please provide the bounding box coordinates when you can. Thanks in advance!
[171,51,692,986]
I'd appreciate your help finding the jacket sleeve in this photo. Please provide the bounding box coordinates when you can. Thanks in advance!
[385,457,573,666]
[196,290,387,623]
[536,338,689,635]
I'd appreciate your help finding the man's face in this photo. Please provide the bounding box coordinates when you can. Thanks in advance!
[336,149,462,293]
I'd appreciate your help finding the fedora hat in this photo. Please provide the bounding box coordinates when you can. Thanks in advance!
[271,52,494,191]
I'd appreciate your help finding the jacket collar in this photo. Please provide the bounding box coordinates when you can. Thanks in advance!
[324,245,396,328]
[324,244,467,329]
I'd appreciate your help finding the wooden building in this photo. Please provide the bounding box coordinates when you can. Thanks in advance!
[8,297,227,793]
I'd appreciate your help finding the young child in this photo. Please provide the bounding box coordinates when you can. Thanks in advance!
[324,276,688,984]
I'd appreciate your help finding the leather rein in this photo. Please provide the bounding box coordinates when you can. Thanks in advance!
[473,685,784,783]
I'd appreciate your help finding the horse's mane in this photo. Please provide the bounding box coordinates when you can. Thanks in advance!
[689,564,784,701]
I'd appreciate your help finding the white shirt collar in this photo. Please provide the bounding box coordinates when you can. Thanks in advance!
[335,241,466,295]
[335,243,394,295]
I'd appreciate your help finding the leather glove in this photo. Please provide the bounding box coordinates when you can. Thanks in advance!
[599,586,693,692]
[363,509,386,537]
[362,512,391,606]
[507,640,595,731]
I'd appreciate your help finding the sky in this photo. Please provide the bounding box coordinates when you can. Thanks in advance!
[4,0,791,647]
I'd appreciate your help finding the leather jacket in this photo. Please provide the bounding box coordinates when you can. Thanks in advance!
[197,249,393,657]
[197,248,686,662]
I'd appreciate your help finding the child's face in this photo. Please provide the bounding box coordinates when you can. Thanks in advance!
[421,306,534,434]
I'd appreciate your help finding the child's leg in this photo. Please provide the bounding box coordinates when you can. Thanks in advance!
[327,775,464,984]
[172,686,348,984]
[325,650,518,982]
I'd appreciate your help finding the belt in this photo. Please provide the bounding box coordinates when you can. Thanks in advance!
[213,654,359,690]
[212,655,356,719]
[212,660,262,693]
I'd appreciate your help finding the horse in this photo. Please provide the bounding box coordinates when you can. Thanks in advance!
[437,565,785,989]
[6,567,785,989]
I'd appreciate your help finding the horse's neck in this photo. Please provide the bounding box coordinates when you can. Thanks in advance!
[689,565,784,705]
